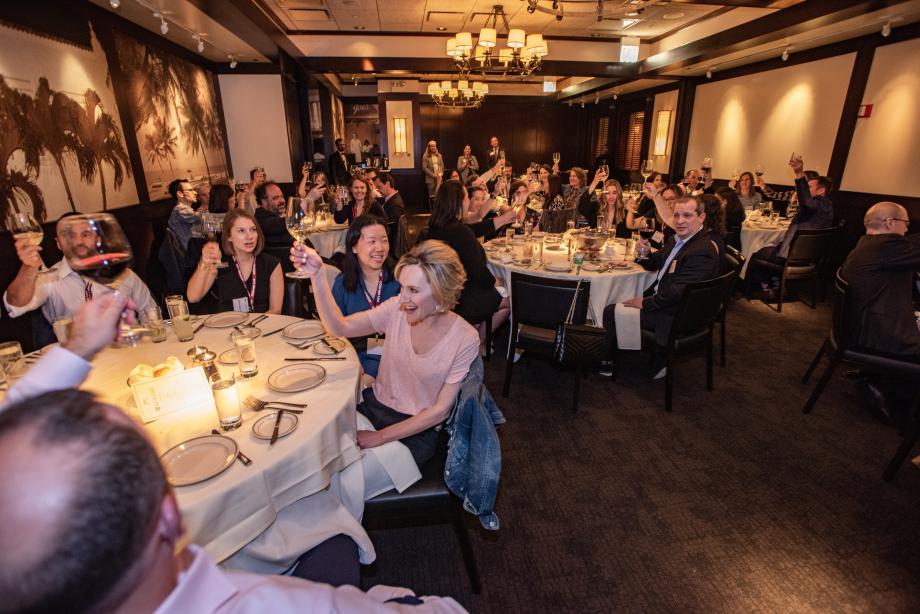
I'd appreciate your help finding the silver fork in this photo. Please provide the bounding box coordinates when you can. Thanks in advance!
[242,395,307,411]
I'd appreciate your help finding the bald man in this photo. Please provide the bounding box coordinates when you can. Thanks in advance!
[840,201,920,359]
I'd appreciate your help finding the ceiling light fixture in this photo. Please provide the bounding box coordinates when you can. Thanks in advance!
[447,4,548,78]
[706,67,713,79]
[110,0,120,8]
[620,36,640,63]
[436,27,447,31]
[881,21,892,37]
[781,47,790,61]
[428,80,488,108]
[228,55,238,69]
[194,34,205,53]
[154,13,169,35]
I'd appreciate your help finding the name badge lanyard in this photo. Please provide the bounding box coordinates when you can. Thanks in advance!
[362,271,384,309]
[233,256,256,312]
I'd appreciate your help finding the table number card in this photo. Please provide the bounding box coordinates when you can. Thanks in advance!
[132,366,217,423]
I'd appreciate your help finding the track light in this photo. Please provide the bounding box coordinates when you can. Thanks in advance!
[195,35,205,53]
[229,55,238,69]
[781,47,790,61]
[154,13,169,35]
[110,0,120,8]
[594,94,599,105]
[706,67,712,79]
[580,102,585,108]
[881,21,892,37]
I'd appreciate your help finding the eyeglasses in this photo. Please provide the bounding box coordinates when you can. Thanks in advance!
[885,217,910,226]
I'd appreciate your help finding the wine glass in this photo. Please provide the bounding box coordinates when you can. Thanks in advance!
[8,212,51,274]
[552,152,561,165]
[57,214,144,344]
[286,197,314,279]
[701,157,713,173]
[641,159,654,181]
[600,161,609,177]
[731,169,741,182]
[754,164,764,178]
[201,213,227,269]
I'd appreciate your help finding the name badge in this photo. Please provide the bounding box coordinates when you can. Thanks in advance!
[652,231,664,244]
[669,259,678,274]
[232,297,250,312]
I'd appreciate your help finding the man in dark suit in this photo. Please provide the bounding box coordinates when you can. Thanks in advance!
[328,138,350,186]
[486,136,504,169]
[602,195,721,379]
[371,171,405,226]
[841,201,920,360]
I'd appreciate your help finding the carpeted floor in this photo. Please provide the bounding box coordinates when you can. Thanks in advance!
[360,297,920,613]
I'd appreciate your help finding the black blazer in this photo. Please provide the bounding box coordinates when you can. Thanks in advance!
[254,207,291,248]
[382,192,406,226]
[840,233,920,358]
[640,229,722,345]
[424,223,501,323]
[333,200,386,225]
[328,151,350,186]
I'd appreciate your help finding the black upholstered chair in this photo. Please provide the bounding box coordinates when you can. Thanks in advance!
[640,270,737,412]
[718,245,745,367]
[800,271,920,480]
[362,431,482,593]
[395,213,431,258]
[751,226,837,313]
[501,272,591,411]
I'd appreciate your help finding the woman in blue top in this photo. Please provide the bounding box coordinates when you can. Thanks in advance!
[331,214,400,378]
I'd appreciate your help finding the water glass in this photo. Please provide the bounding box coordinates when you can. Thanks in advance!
[0,341,25,382]
[142,305,167,343]
[52,318,73,344]
[210,372,242,431]
[165,295,195,342]
[231,330,259,378]
[505,227,515,245]
[521,238,533,265]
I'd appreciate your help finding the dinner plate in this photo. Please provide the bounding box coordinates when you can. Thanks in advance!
[218,348,238,364]
[204,312,250,328]
[266,363,327,393]
[282,320,326,340]
[228,326,262,340]
[313,338,347,355]
[160,435,237,487]
[251,411,299,440]
[543,262,572,272]
[609,260,632,269]
[582,262,603,272]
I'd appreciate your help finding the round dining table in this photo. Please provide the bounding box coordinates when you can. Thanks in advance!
[78,313,373,572]
[308,222,349,259]
[739,218,790,277]
[485,238,656,325]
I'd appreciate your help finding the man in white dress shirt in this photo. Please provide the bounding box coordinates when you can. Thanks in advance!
[0,295,467,614]
[3,213,154,326]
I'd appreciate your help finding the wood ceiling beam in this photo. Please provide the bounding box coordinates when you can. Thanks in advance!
[297,57,642,79]
[639,0,911,76]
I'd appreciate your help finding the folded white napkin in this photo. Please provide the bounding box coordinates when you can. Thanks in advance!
[499,252,514,264]
[614,303,642,350]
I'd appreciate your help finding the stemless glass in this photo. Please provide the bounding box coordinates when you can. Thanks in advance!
[142,305,168,343]
[232,330,259,378]
[285,197,314,279]
[210,371,242,431]
[165,295,195,342]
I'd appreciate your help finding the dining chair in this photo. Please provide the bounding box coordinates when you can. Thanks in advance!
[502,272,591,411]
[640,270,737,412]
[800,271,920,480]
[752,226,837,313]
[538,207,576,234]
[395,213,431,258]
[718,245,745,367]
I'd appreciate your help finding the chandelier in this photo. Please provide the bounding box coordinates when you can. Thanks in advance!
[428,80,489,108]
[446,4,548,78]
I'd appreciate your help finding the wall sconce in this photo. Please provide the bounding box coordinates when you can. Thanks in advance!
[653,109,672,156]
[393,117,408,154]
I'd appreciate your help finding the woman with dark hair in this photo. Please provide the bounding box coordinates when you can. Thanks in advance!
[716,186,746,251]
[333,174,385,224]
[542,174,566,211]
[699,193,726,260]
[465,184,517,240]
[187,208,283,313]
[733,171,762,211]
[331,215,400,378]
[427,180,509,340]
[209,184,235,215]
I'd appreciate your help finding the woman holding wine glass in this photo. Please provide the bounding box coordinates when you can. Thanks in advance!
[564,166,604,227]
[187,209,283,313]
[596,179,633,238]
[333,175,385,225]
[730,171,763,211]
[456,144,479,184]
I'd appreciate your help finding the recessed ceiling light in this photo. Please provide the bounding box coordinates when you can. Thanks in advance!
[662,12,685,20]
[436,26,447,31]
[354,25,366,30]
[626,10,640,17]
[590,33,602,38]
[622,19,639,28]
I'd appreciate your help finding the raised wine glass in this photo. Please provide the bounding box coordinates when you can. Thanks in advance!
[754,164,765,178]
[701,157,713,173]
[641,159,654,182]
[552,152,561,165]
[286,197,314,279]
[599,161,609,177]
[57,213,145,344]
[8,212,51,274]
[201,213,227,269]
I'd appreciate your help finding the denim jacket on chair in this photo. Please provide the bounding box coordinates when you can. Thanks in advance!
[444,356,505,530]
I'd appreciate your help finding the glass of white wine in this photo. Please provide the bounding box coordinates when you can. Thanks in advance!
[285,197,314,279]
[552,151,561,165]
[641,159,654,182]
[9,212,51,275]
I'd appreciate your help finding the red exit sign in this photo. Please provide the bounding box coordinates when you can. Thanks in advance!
[857,104,873,118]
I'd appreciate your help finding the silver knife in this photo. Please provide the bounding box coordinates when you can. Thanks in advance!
[319,337,339,353]
[285,357,346,361]
[269,410,284,447]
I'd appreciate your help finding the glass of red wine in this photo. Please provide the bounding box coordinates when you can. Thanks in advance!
[58,213,144,345]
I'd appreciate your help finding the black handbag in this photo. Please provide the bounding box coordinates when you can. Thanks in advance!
[553,278,607,369]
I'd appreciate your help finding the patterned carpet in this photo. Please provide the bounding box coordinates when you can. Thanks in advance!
[360,297,920,613]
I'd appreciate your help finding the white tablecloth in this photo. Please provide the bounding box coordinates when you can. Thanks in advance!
[739,221,790,277]
[486,244,656,325]
[309,225,348,259]
[79,314,373,571]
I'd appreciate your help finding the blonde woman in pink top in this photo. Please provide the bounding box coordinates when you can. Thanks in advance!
[292,239,480,467]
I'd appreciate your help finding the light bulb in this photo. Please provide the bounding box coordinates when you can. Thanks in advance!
[881,21,892,37]
[781,48,789,61]
[110,0,120,8]
[229,56,238,69]
[706,68,712,79]
[160,19,169,35]
[196,37,205,53]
